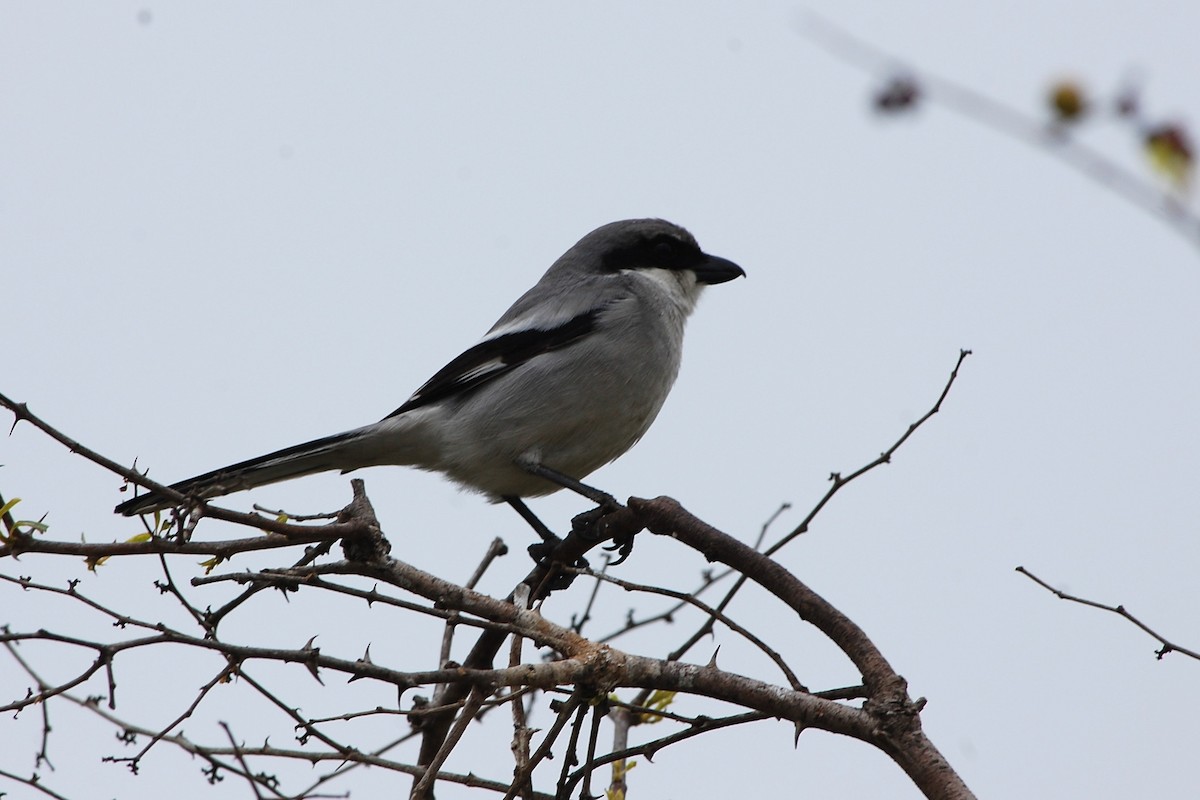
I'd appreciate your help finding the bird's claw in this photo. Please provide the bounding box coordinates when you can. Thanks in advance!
[603,532,637,566]
[526,537,562,564]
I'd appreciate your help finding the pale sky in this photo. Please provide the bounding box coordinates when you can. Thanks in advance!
[4,3,1199,798]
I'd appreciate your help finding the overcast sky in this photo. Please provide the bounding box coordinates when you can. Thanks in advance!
[4,3,1199,798]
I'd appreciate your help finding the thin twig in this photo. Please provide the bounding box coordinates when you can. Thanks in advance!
[630,349,970,709]
[500,690,585,800]
[595,504,793,646]
[219,722,268,800]
[571,552,611,635]
[0,391,374,550]
[579,699,607,800]
[508,634,533,800]
[554,700,591,799]
[563,711,771,797]
[774,348,971,551]
[0,768,71,800]
[205,539,335,630]
[440,537,509,668]
[1016,566,1200,661]
[576,567,805,691]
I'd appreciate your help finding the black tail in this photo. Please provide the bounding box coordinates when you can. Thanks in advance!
[115,430,362,516]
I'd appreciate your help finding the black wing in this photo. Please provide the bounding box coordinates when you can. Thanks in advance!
[385,308,600,418]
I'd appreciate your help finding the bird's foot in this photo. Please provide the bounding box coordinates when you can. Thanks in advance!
[526,536,590,591]
[571,502,644,566]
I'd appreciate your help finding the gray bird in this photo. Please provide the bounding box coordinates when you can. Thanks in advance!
[115,218,744,520]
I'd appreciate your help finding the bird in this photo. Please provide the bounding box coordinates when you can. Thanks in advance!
[115,218,745,524]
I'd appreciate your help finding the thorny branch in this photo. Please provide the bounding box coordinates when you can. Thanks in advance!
[0,390,376,558]
[618,349,971,714]
[2,350,975,799]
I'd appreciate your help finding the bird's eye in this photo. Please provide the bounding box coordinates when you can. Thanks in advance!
[653,240,676,261]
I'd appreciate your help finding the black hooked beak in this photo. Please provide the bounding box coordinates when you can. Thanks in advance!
[692,253,746,285]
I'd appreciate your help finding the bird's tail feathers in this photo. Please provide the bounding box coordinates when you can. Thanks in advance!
[115,430,364,516]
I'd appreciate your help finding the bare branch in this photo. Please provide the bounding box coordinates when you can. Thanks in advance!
[504,690,586,800]
[0,768,71,800]
[776,348,971,551]
[411,686,488,800]
[440,537,509,668]
[563,711,770,797]
[627,349,971,707]
[628,496,973,799]
[574,566,806,691]
[219,722,269,800]
[3,349,978,799]
[0,391,379,556]
[1016,566,1200,661]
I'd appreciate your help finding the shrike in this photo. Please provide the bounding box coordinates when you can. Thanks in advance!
[115,219,744,520]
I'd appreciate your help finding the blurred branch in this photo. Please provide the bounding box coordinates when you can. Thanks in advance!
[799,12,1200,252]
[1016,566,1200,661]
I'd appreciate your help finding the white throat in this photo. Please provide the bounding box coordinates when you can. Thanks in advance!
[629,267,704,317]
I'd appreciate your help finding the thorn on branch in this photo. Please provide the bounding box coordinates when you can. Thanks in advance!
[300,637,324,685]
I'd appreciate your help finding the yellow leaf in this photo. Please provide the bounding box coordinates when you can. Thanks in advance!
[1145,124,1194,189]
[0,497,21,518]
[639,690,677,723]
[199,556,225,575]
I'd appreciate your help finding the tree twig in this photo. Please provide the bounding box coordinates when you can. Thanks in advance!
[1016,566,1200,661]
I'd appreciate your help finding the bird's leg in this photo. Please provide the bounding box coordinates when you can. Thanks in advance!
[504,495,560,545]
[518,462,619,510]
[504,495,590,588]
[516,461,642,562]
[512,462,641,568]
